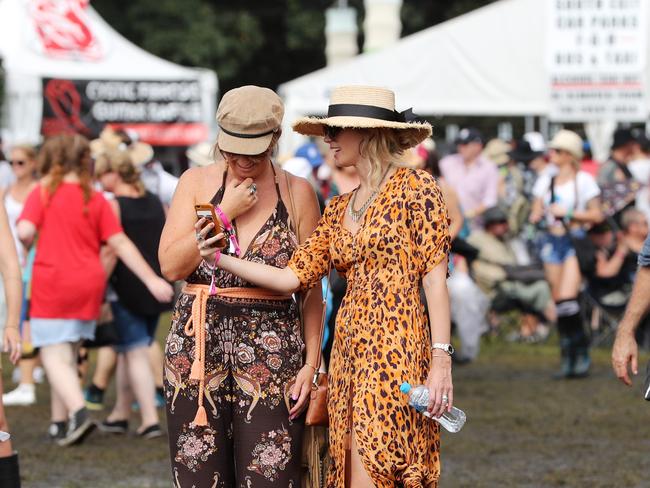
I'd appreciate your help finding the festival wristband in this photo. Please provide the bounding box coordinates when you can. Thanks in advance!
[214,206,233,231]
[215,206,241,256]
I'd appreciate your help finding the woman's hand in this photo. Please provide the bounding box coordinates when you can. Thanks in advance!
[220,177,258,220]
[549,203,568,219]
[194,218,228,266]
[3,327,21,365]
[288,364,315,420]
[426,355,453,418]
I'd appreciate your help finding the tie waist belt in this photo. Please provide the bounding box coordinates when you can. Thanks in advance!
[181,283,292,426]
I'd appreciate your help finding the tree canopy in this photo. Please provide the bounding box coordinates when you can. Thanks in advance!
[91,1,496,95]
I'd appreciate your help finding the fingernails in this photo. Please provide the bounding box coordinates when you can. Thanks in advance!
[292,395,298,401]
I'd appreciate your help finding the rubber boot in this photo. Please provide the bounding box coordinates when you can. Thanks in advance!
[0,452,21,488]
[572,347,591,377]
[554,337,574,379]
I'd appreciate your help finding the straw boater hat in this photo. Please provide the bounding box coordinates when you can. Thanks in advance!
[292,86,432,147]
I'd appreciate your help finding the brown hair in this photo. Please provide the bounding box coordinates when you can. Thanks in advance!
[39,134,93,205]
[358,128,416,189]
[95,150,145,196]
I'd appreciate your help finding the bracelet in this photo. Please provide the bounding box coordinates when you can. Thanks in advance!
[304,361,317,371]
[203,249,222,269]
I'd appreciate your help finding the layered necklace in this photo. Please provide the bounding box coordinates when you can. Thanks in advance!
[348,164,393,223]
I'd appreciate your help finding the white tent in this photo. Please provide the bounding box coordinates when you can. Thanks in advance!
[0,0,217,146]
[279,0,650,160]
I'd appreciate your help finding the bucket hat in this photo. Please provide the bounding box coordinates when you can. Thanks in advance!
[186,142,215,167]
[216,85,284,156]
[549,130,583,160]
[483,138,511,165]
[508,140,544,164]
[292,86,431,147]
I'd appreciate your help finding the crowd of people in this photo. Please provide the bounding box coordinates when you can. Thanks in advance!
[0,82,649,487]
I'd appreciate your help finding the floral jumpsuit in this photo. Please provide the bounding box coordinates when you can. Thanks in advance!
[165,167,304,487]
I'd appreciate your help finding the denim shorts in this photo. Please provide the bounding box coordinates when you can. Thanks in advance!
[538,229,586,265]
[110,302,160,353]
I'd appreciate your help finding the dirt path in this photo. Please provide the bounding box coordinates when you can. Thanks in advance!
[5,340,650,487]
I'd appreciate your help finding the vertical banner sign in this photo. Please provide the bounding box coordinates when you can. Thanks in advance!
[41,79,208,146]
[547,0,647,121]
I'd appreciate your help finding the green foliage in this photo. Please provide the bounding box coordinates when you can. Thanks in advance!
[91,0,497,93]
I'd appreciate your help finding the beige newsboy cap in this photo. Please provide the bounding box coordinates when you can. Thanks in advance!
[216,85,284,156]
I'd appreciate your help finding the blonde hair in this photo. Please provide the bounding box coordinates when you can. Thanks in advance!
[39,134,93,205]
[358,128,417,189]
[11,144,38,162]
[95,150,145,195]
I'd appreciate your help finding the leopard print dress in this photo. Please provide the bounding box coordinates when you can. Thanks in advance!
[288,168,451,488]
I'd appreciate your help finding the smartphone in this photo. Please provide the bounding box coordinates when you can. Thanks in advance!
[194,204,227,249]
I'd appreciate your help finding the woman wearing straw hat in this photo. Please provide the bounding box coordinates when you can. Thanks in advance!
[159,86,323,486]
[199,85,452,487]
[530,130,603,378]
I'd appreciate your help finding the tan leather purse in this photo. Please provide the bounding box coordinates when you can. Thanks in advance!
[305,265,331,427]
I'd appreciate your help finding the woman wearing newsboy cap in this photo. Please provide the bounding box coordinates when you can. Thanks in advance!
[200,86,453,487]
[159,86,323,486]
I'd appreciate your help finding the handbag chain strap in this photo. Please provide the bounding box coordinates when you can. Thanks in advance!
[283,169,332,388]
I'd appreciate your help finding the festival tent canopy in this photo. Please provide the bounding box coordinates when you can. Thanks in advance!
[279,0,649,158]
[0,0,217,146]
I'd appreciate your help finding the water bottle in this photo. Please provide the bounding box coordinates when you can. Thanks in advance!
[399,382,466,433]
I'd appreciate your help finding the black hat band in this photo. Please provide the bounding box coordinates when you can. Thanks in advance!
[327,104,423,123]
[219,125,276,139]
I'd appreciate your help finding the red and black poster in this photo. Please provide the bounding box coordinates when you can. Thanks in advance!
[41,78,209,146]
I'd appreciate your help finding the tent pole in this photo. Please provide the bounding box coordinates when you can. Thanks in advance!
[524,115,535,134]
[539,116,549,141]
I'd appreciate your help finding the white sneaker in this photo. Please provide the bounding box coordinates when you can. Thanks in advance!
[3,384,36,406]
[33,366,45,384]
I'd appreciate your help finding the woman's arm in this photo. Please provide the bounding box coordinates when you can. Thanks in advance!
[439,182,464,240]
[159,167,257,281]
[571,197,604,225]
[108,232,174,303]
[422,258,453,418]
[0,199,23,364]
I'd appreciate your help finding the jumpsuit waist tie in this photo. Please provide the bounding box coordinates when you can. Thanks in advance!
[182,283,292,426]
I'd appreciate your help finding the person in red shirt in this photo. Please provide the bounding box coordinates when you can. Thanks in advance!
[17,134,173,447]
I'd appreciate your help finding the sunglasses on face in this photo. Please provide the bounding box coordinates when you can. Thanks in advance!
[9,160,25,167]
[324,126,343,140]
[223,151,268,164]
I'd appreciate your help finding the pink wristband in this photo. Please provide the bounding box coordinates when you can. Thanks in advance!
[214,206,232,231]
[206,249,221,295]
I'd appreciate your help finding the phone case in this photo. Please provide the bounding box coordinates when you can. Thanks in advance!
[195,204,227,249]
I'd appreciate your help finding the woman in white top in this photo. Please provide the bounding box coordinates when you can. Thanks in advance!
[530,130,603,378]
[1,145,39,408]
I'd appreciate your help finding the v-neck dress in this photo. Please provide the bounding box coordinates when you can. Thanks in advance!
[288,168,451,488]
[164,166,305,487]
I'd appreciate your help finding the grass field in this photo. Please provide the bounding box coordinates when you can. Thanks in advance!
[5,319,650,487]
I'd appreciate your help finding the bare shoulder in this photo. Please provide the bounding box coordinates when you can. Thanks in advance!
[176,163,225,202]
[286,173,318,205]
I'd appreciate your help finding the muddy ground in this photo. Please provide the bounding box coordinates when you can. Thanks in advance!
[6,322,650,487]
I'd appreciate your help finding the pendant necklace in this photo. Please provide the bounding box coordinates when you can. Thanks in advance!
[348,164,393,223]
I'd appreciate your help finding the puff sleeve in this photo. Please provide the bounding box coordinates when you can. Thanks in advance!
[407,171,451,275]
[287,199,335,291]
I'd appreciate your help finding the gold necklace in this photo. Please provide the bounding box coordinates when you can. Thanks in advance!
[348,165,393,223]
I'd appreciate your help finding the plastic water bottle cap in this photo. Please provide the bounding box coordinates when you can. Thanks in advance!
[399,382,411,394]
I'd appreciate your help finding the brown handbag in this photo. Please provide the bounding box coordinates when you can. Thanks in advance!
[284,169,330,427]
[305,265,331,427]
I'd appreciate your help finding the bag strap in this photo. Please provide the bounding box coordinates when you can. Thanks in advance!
[284,169,300,238]
[312,262,332,386]
[615,160,634,180]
